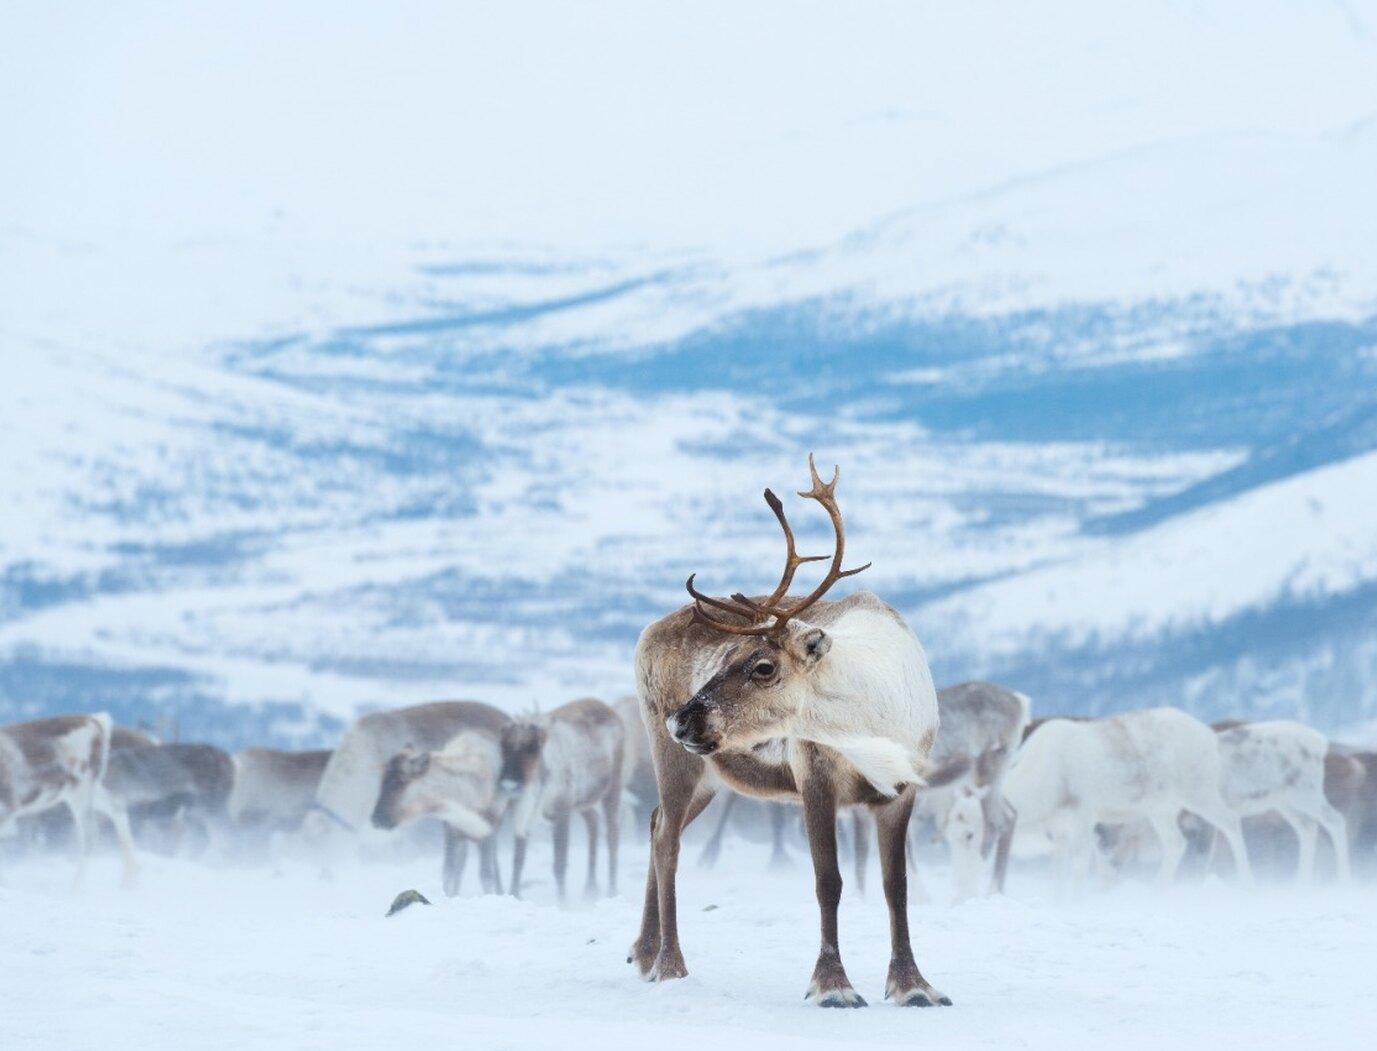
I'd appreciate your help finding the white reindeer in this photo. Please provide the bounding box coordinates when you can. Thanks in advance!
[1214,720,1349,883]
[1006,708,1251,897]
[911,681,1031,901]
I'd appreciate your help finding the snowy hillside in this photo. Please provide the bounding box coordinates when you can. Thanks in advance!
[3,1,1377,742]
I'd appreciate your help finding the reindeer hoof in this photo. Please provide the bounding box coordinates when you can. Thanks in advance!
[806,964,866,1008]
[886,984,952,1007]
[627,941,658,977]
[807,986,867,1008]
[885,966,951,1007]
[891,990,943,1007]
[648,950,688,982]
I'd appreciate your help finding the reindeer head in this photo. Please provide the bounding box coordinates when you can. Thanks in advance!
[668,455,869,756]
[944,787,984,850]
[371,745,430,829]
[498,721,547,794]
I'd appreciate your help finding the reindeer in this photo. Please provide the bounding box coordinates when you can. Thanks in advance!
[629,456,949,1009]
[1212,721,1349,883]
[304,700,511,895]
[0,713,138,885]
[227,748,333,851]
[103,742,234,855]
[372,732,503,845]
[1005,709,1252,896]
[696,795,795,871]
[904,681,1030,901]
[1328,747,1376,868]
[501,698,625,901]
[615,695,658,831]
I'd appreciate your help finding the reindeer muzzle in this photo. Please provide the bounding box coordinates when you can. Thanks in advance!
[668,700,719,755]
[370,803,397,831]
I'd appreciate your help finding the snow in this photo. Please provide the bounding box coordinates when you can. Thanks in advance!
[3,2,1377,729]
[2,841,1373,1050]
[920,447,1377,662]
[2,328,1235,717]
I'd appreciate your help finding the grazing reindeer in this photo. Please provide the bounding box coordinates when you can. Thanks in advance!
[911,681,1030,900]
[372,732,503,844]
[629,456,949,1008]
[502,698,625,901]
[305,701,511,895]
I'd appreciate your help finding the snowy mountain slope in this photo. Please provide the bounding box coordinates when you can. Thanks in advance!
[3,325,1237,736]
[5,263,1374,740]
[2,2,1377,741]
[918,448,1377,729]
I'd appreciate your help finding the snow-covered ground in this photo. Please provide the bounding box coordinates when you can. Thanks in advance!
[3,841,1374,1050]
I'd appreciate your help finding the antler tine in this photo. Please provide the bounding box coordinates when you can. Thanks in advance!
[689,605,778,636]
[759,488,829,610]
[685,573,762,619]
[684,455,869,639]
[770,452,869,628]
[685,574,785,636]
[797,451,840,500]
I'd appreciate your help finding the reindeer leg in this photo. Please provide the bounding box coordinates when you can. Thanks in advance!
[852,809,870,896]
[988,796,1016,895]
[1312,799,1351,884]
[876,787,951,1007]
[582,808,600,899]
[92,785,139,888]
[768,802,791,871]
[697,793,736,868]
[629,740,709,981]
[799,750,864,1007]
[630,805,663,974]
[511,835,528,898]
[603,781,621,898]
[1191,799,1254,886]
[64,794,92,889]
[442,826,468,897]
[552,810,571,903]
[479,832,503,895]
[509,783,543,899]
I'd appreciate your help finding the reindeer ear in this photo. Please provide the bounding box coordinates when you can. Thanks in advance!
[784,624,831,666]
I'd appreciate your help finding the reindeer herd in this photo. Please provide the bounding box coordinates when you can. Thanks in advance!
[2,457,1375,1008]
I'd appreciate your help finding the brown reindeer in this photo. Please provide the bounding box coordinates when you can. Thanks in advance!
[228,748,332,834]
[628,456,949,1008]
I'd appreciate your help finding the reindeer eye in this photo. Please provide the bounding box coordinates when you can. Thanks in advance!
[752,659,776,679]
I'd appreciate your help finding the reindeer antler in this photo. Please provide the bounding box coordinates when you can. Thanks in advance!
[685,453,870,636]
